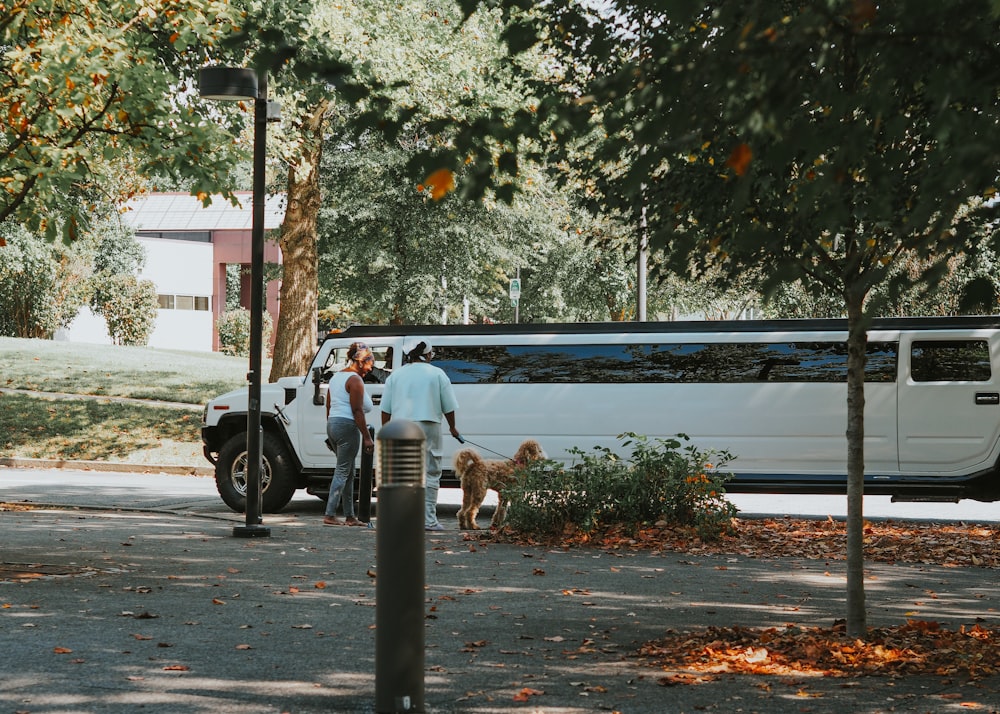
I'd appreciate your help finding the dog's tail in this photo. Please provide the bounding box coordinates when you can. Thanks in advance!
[453,449,483,482]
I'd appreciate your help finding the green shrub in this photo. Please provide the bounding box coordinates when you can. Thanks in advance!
[90,274,158,346]
[503,433,737,540]
[217,308,273,357]
[0,224,60,337]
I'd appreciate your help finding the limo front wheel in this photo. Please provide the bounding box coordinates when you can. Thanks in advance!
[215,432,297,513]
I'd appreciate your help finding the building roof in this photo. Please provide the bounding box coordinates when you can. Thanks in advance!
[121,192,286,232]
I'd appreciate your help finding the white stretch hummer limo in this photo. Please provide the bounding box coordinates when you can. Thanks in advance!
[202,317,1000,513]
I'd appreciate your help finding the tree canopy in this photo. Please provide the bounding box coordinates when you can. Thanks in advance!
[439,0,1000,637]
[0,0,248,242]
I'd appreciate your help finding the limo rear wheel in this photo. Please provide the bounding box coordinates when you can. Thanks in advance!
[215,432,297,513]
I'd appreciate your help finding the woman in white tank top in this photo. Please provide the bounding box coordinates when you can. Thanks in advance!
[323,342,375,526]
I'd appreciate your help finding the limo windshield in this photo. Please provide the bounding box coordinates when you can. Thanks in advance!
[433,341,900,384]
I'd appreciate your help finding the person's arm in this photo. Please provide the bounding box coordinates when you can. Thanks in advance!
[325,384,331,419]
[380,373,393,425]
[443,410,460,440]
[438,371,460,438]
[347,375,375,452]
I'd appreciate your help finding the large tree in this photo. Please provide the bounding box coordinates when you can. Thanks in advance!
[442,0,1000,636]
[237,0,541,377]
[243,0,348,382]
[0,0,247,243]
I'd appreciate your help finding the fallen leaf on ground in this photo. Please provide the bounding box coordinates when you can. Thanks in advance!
[491,518,1000,569]
[512,687,544,701]
[636,622,1000,680]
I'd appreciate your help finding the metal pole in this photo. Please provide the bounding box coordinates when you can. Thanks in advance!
[234,72,270,539]
[636,15,649,323]
[358,425,375,524]
[375,420,426,713]
[637,192,648,322]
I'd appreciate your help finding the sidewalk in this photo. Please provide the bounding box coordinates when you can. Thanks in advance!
[1,471,999,713]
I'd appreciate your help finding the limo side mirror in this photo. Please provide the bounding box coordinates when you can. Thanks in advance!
[312,366,324,405]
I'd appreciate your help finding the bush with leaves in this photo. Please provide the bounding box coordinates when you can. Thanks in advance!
[90,274,158,346]
[85,222,158,346]
[217,308,273,358]
[0,223,60,337]
[503,433,737,540]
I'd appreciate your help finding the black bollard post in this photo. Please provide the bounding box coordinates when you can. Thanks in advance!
[358,425,375,524]
[375,420,426,713]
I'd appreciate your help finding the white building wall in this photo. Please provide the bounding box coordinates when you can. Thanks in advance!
[62,236,215,352]
[59,306,112,346]
[147,308,215,352]
[140,237,214,352]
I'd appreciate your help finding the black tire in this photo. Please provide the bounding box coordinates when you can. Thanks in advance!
[215,431,298,513]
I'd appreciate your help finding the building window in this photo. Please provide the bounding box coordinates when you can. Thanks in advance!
[157,294,210,311]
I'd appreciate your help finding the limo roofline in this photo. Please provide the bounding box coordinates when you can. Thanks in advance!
[325,315,1000,342]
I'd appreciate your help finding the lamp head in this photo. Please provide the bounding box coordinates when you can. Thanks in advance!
[199,67,258,101]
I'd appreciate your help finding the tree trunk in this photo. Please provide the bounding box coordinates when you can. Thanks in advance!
[268,101,327,382]
[844,291,868,637]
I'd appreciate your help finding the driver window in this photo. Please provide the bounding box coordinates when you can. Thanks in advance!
[322,347,350,381]
[323,345,394,384]
[366,346,393,384]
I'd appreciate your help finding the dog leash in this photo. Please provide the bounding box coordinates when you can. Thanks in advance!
[454,434,513,462]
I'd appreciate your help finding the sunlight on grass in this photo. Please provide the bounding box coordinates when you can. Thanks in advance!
[0,392,201,460]
[0,337,264,404]
[0,338,271,464]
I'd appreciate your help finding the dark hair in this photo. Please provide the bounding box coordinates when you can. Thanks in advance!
[405,341,428,363]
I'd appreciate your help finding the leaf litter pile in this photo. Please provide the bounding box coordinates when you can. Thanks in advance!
[492,516,1000,682]
[495,515,1000,567]
[637,621,1000,683]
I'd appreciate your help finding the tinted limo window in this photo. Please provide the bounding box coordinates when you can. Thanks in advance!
[434,342,898,384]
[910,340,991,382]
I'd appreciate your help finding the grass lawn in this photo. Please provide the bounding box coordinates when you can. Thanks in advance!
[0,337,259,404]
[0,337,264,464]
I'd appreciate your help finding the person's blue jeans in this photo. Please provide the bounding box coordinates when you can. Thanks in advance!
[325,417,359,519]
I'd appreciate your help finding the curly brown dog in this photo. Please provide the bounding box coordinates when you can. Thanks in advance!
[454,439,545,530]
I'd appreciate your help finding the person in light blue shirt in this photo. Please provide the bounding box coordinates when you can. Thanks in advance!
[380,340,460,531]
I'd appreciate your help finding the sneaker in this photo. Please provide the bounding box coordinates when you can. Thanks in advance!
[424,524,445,532]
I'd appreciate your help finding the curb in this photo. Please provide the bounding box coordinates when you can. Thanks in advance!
[0,457,213,477]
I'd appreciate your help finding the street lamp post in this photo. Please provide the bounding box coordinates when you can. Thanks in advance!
[199,66,271,539]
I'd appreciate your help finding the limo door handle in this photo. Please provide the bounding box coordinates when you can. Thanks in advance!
[372,394,382,405]
[975,392,999,405]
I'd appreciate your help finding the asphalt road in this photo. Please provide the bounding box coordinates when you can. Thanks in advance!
[2,464,1000,714]
[0,466,997,524]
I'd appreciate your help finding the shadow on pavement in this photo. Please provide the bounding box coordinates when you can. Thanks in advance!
[2,506,1000,713]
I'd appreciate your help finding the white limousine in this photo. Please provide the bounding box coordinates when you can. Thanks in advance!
[202,316,1000,511]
